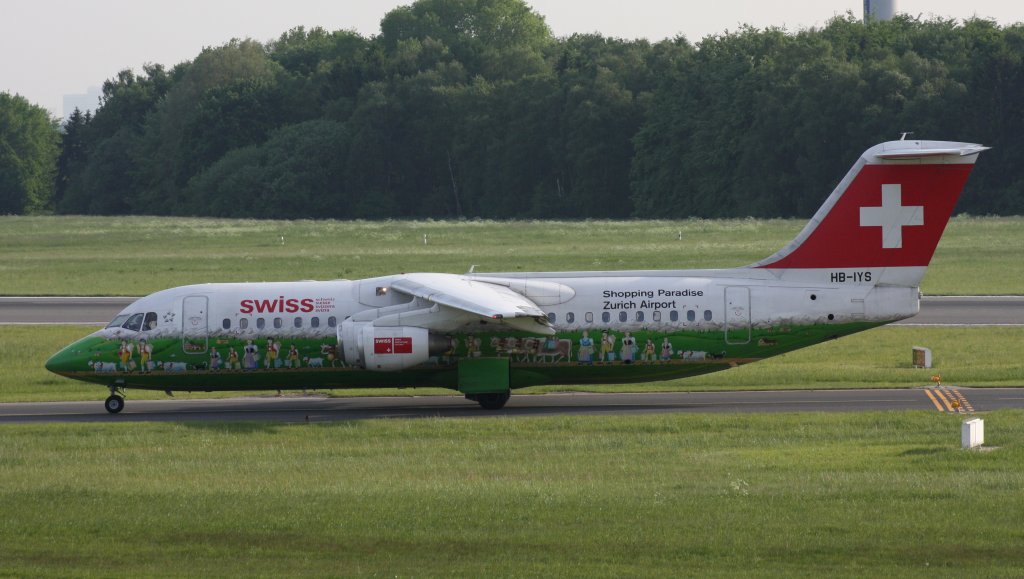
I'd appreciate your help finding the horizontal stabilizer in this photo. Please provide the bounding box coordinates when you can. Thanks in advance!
[874,144,990,159]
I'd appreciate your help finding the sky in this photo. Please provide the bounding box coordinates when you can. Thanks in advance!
[2,0,1020,118]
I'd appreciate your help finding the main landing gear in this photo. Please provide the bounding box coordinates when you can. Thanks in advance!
[105,385,125,414]
[466,391,511,410]
[458,359,511,410]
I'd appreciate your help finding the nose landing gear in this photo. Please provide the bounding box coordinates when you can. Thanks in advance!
[105,385,125,414]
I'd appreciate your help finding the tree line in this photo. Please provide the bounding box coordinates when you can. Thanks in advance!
[3,0,1022,219]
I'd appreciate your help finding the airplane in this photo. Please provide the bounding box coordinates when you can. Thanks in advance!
[46,139,987,413]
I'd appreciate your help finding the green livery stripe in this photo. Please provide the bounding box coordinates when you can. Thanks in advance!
[51,322,883,392]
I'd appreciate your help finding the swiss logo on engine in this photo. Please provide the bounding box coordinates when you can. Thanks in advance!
[373,337,393,354]
[373,337,413,354]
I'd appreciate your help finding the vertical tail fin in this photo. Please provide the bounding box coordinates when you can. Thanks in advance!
[751,140,987,287]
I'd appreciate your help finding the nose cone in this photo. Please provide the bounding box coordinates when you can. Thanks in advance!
[45,344,79,376]
[46,333,108,377]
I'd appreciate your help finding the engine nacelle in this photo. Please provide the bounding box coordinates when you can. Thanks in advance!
[360,326,451,371]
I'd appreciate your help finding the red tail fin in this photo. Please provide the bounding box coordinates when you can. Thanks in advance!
[752,140,987,285]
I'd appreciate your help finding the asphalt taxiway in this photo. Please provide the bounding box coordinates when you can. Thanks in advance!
[1,387,1021,423]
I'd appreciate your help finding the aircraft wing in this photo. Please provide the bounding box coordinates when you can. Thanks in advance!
[390,273,554,334]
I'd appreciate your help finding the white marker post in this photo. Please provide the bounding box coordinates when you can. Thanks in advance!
[962,419,984,450]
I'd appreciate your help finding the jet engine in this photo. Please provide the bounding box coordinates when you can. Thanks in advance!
[357,326,452,371]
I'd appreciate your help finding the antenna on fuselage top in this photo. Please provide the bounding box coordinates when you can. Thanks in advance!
[899,131,914,141]
[467,265,477,274]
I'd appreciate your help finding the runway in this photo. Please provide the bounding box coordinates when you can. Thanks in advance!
[892,295,1024,326]
[1,387,1022,423]
[1,295,1022,325]
[0,296,136,325]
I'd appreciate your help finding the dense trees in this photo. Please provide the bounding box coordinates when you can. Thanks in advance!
[631,17,1024,217]
[57,66,172,214]
[0,93,59,214]
[12,1,1024,218]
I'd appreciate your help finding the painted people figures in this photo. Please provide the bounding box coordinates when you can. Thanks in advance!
[620,332,637,364]
[600,331,616,362]
[578,330,595,365]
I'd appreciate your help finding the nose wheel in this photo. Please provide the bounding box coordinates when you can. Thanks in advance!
[104,395,125,413]
[105,386,125,414]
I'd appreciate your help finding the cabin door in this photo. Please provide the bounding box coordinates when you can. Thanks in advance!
[724,286,751,345]
[182,295,209,354]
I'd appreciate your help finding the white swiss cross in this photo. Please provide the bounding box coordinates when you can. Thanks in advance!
[859,184,923,249]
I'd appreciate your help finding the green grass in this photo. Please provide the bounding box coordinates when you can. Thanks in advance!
[2,411,1024,576]
[11,325,1022,403]
[4,215,1020,577]
[1,215,1021,296]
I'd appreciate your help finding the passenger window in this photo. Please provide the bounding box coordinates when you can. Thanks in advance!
[704,309,713,321]
[122,313,144,332]
[670,311,679,322]
[274,317,283,329]
[294,317,302,328]
[602,312,611,323]
[653,311,662,322]
[687,310,696,322]
[257,318,266,330]
[585,312,594,323]
[239,318,249,330]
[311,317,320,328]
[143,312,158,331]
[566,312,575,324]
[618,311,627,322]
[328,316,337,328]
[222,318,231,330]
[636,311,644,322]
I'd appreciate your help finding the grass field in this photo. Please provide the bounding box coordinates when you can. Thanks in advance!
[2,411,1023,577]
[10,324,1022,403]
[3,215,1022,577]
[1,215,1021,296]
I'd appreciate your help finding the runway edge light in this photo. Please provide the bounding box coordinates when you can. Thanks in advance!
[962,419,984,450]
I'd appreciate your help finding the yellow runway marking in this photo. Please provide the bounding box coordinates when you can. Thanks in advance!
[932,388,955,412]
[948,388,975,413]
[925,387,974,413]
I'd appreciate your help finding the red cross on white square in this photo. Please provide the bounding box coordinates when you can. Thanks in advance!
[859,184,923,249]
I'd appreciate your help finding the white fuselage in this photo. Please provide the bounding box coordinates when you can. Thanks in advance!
[109,267,918,348]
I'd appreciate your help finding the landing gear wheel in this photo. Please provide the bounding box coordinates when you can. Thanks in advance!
[475,392,510,410]
[104,395,124,414]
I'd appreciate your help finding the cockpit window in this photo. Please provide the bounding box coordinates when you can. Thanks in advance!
[122,313,145,332]
[114,312,158,332]
[106,315,129,329]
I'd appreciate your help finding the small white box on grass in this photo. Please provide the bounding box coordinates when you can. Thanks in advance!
[912,346,932,368]
[962,419,984,449]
